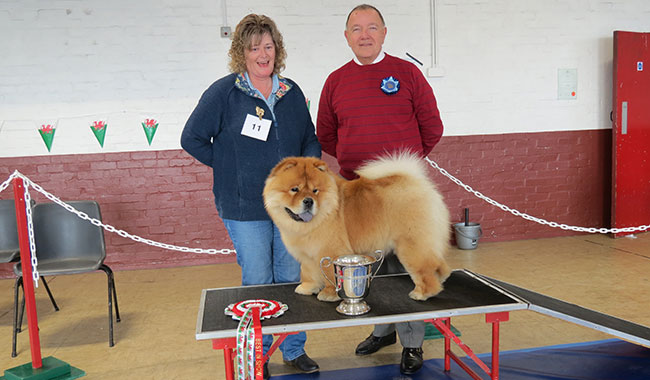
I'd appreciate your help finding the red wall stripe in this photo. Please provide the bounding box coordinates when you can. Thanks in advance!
[0,129,612,278]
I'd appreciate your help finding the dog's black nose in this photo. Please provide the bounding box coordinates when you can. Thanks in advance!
[303,198,314,208]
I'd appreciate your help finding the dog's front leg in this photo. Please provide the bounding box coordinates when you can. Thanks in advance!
[316,265,340,302]
[295,260,323,296]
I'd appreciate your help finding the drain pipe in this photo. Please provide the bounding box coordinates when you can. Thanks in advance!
[428,0,445,77]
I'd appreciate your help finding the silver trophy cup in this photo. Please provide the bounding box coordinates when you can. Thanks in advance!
[320,250,384,315]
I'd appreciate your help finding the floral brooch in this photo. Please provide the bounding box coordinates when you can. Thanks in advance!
[380,76,400,95]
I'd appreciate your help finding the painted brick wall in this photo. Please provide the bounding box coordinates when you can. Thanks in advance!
[432,130,611,241]
[0,129,611,278]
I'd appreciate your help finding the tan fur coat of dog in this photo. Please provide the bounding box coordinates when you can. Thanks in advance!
[263,153,451,302]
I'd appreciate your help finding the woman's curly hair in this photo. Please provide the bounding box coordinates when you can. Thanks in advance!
[228,14,287,75]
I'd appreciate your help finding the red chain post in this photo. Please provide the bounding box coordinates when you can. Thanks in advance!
[13,177,43,368]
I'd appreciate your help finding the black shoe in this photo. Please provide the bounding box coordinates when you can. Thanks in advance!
[263,362,270,380]
[284,353,319,374]
[400,347,424,375]
[355,331,397,355]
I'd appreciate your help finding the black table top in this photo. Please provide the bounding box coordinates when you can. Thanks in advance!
[196,269,526,339]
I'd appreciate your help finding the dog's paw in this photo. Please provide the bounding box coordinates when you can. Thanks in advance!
[316,288,340,302]
[408,289,430,301]
[409,286,443,301]
[295,283,320,295]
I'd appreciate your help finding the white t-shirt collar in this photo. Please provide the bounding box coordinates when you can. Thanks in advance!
[353,50,386,66]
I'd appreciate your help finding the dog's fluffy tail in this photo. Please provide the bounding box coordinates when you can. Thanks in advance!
[355,150,430,182]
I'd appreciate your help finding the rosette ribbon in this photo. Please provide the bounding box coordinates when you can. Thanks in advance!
[235,306,263,380]
[225,299,288,380]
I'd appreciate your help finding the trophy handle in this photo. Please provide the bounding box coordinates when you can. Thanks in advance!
[370,250,385,282]
[319,256,336,287]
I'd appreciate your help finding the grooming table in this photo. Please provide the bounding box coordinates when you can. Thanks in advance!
[196,269,650,380]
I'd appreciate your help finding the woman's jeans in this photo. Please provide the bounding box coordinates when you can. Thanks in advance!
[222,219,306,361]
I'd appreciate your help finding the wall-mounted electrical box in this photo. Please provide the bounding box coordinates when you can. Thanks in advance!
[220,26,231,38]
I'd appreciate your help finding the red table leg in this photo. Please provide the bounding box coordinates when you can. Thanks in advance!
[444,318,451,371]
[486,311,509,380]
[262,333,292,363]
[212,332,296,380]
[213,338,237,380]
[428,312,509,380]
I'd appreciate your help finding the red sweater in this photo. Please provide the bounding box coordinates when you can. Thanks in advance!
[317,54,443,179]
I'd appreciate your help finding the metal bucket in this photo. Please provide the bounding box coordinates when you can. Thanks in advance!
[454,223,482,250]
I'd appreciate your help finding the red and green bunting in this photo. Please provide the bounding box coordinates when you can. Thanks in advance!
[90,120,107,147]
[36,118,160,151]
[142,118,158,145]
[38,124,56,152]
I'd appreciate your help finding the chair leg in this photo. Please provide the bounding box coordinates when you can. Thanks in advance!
[100,264,120,321]
[41,277,59,311]
[109,269,121,323]
[100,264,118,347]
[18,280,25,334]
[12,277,22,357]
[17,278,56,334]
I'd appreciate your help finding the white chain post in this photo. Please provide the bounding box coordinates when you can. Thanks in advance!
[425,157,650,235]
[23,183,40,287]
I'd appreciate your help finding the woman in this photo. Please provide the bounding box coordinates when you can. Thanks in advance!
[180,14,321,379]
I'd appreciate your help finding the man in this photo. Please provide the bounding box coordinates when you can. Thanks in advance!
[317,4,444,375]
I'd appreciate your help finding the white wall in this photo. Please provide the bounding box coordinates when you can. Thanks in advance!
[1,0,649,157]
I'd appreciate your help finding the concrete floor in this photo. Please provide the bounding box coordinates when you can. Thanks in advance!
[1,232,649,379]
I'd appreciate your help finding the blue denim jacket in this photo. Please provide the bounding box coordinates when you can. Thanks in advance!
[181,73,321,220]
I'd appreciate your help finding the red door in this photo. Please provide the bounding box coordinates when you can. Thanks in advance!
[612,31,650,237]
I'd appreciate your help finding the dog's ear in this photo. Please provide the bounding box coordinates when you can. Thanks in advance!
[269,157,298,177]
[313,160,328,172]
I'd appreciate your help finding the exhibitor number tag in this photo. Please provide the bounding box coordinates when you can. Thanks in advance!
[241,114,271,141]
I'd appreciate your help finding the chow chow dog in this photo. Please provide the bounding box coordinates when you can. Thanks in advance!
[263,152,451,302]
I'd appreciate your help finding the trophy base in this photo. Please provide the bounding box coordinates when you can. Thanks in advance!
[336,298,370,316]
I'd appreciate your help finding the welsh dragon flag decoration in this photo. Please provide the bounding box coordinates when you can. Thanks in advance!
[38,124,56,152]
[90,120,107,147]
[142,118,158,145]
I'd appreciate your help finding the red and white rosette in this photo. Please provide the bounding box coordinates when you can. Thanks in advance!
[225,300,288,380]
[225,299,288,321]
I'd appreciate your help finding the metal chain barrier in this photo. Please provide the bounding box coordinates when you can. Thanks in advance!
[1,172,42,286]
[425,157,650,235]
[2,171,235,255]
[23,183,41,286]
[3,159,649,264]
[0,174,14,194]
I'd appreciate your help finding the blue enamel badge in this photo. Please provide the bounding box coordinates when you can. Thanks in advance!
[380,76,400,95]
